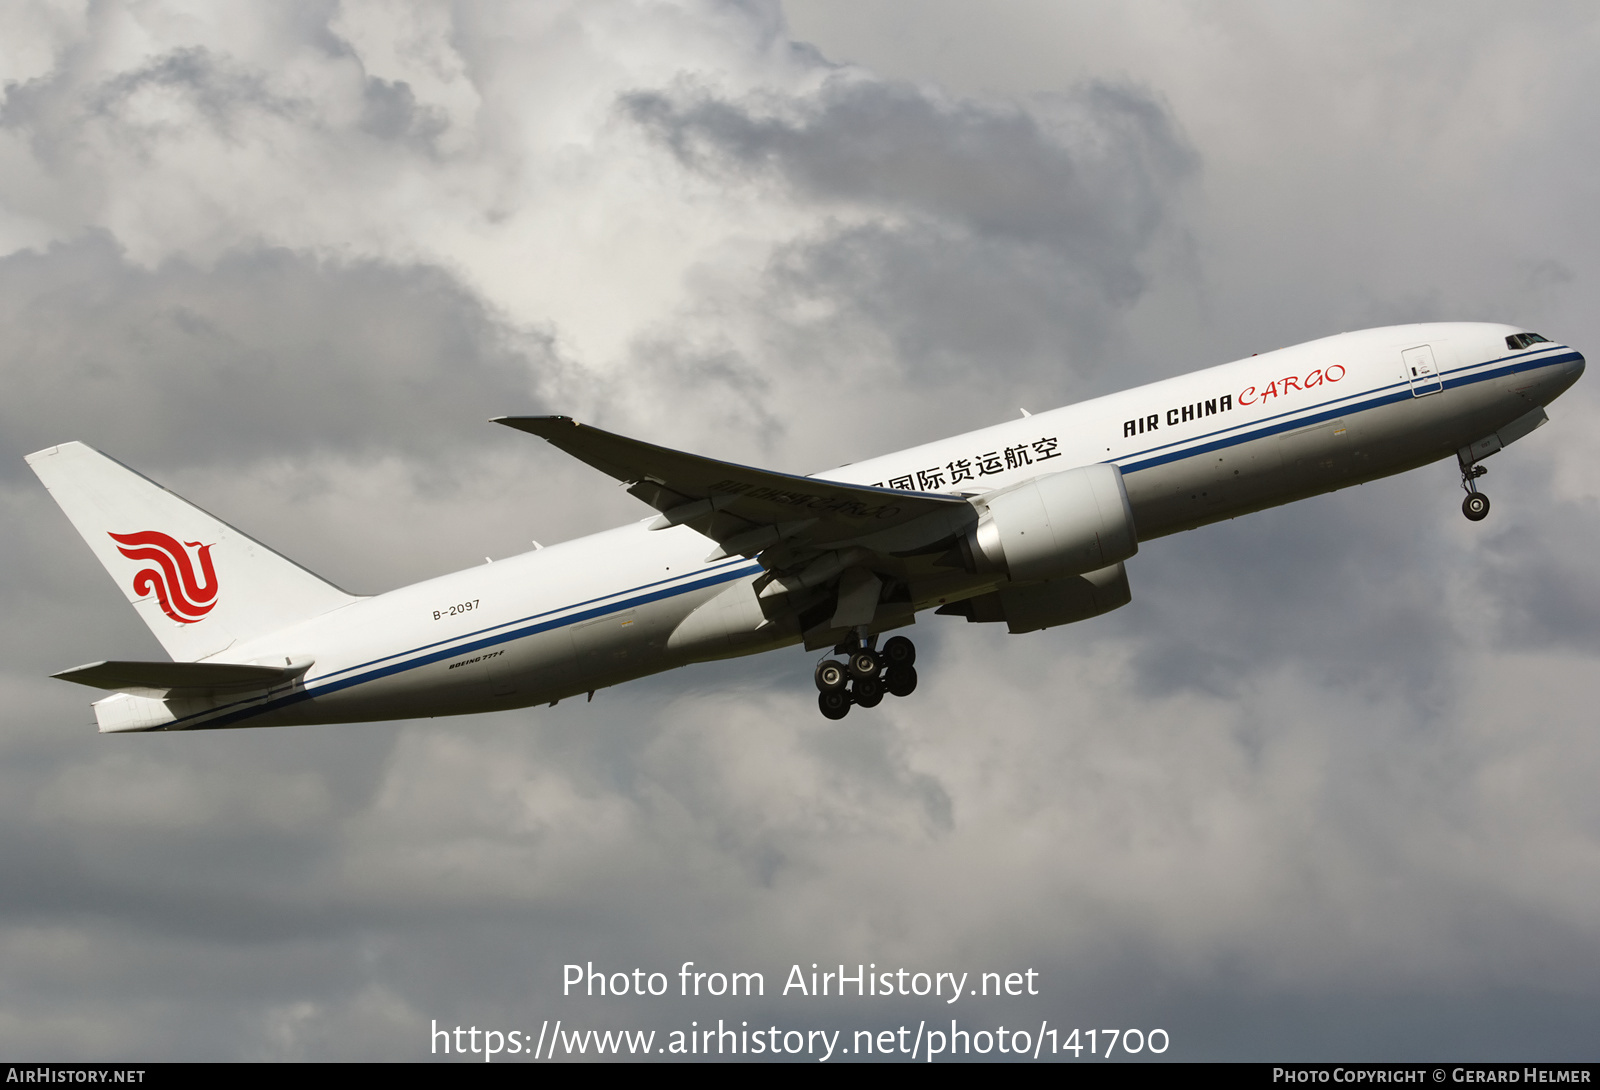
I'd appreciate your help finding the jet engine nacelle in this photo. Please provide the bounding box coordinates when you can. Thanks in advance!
[960,462,1138,582]
[938,561,1132,633]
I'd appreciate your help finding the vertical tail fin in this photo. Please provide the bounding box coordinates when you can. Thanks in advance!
[27,442,359,662]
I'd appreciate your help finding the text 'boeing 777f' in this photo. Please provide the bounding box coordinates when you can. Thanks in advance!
[28,322,1583,730]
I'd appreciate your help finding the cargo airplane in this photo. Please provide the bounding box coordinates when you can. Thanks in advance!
[28,322,1583,730]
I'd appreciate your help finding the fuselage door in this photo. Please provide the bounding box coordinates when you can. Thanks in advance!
[1401,344,1443,396]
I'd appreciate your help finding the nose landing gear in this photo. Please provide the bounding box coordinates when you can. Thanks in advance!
[1459,451,1490,522]
[813,634,919,719]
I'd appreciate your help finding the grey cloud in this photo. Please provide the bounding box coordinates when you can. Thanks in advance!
[622,76,1194,278]
[3,46,303,164]
[0,232,564,477]
[605,218,1136,469]
[609,77,1196,459]
[359,76,447,145]
[1476,491,1600,653]
[765,220,1133,394]
[88,47,300,133]
[1124,481,1468,702]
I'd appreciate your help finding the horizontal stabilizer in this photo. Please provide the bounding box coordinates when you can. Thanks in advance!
[495,416,971,558]
[53,658,312,699]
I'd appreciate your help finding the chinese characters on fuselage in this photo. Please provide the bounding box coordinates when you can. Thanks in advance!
[869,363,1350,494]
[872,437,1063,492]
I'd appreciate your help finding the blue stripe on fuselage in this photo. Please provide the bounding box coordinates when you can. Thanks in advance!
[164,559,764,730]
[305,556,756,687]
[159,348,1578,730]
[1118,349,1578,475]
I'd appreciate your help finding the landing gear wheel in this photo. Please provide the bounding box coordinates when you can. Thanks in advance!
[848,649,881,680]
[852,675,884,708]
[1462,493,1490,521]
[882,635,916,669]
[814,659,848,692]
[885,665,918,698]
[818,689,851,720]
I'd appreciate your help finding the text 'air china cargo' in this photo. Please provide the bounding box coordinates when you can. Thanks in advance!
[29,323,1583,730]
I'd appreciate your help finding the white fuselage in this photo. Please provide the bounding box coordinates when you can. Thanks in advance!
[99,322,1583,731]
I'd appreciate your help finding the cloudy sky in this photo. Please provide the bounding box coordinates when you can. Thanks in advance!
[3,0,1598,1061]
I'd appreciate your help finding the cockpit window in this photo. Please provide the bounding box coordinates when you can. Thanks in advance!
[1506,332,1551,350]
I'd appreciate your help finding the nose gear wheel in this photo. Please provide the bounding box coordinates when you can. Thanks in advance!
[1458,451,1490,522]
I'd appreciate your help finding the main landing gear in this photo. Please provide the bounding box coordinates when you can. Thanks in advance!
[1459,450,1490,522]
[814,634,918,720]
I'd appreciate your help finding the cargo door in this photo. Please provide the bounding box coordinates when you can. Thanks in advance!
[569,608,640,688]
[1278,418,1352,488]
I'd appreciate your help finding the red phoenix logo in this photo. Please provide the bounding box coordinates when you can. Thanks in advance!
[108,531,219,624]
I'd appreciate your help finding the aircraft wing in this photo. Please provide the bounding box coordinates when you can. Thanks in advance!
[495,416,973,562]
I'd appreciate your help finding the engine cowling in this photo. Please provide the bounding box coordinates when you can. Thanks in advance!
[938,561,1132,633]
[959,462,1138,581]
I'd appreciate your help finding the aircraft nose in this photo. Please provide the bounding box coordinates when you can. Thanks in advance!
[1544,349,1586,402]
